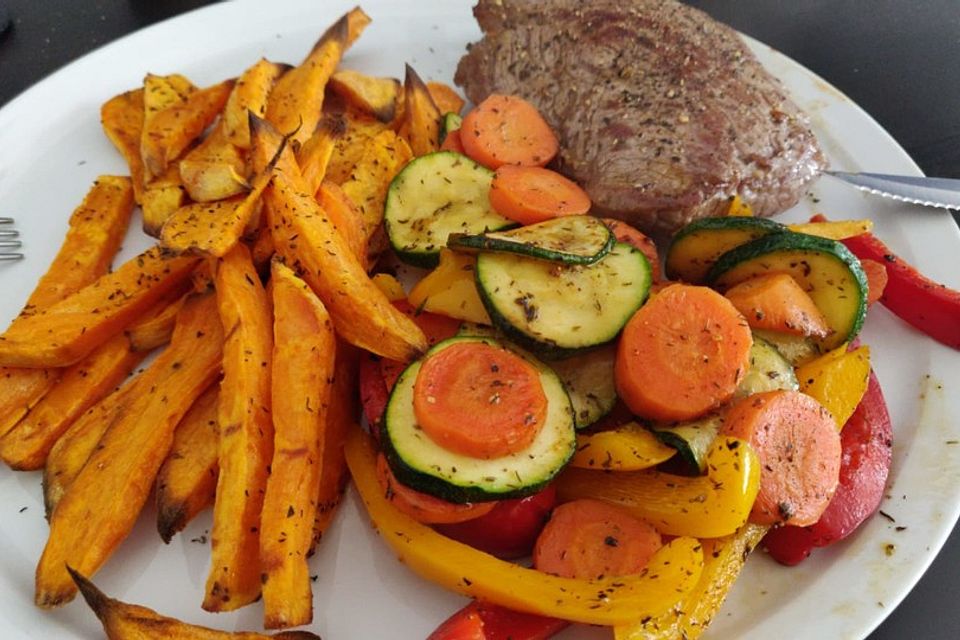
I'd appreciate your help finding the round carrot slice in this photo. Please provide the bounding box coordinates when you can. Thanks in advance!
[460,94,559,169]
[533,499,662,580]
[615,284,753,422]
[375,453,496,524]
[440,128,465,154]
[413,341,548,459]
[488,165,591,226]
[721,390,841,526]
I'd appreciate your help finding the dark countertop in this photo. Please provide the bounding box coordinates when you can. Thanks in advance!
[1,1,958,638]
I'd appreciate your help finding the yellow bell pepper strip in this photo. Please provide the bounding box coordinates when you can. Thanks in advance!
[614,523,768,640]
[555,437,761,538]
[726,195,753,217]
[345,427,704,625]
[796,343,871,428]
[569,421,676,471]
[787,218,873,240]
[408,248,492,325]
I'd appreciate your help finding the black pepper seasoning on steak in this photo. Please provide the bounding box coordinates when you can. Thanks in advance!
[455,0,826,235]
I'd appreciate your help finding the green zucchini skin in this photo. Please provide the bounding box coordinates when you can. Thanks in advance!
[665,216,785,283]
[448,215,615,266]
[439,112,462,145]
[707,231,868,350]
[380,336,576,503]
[384,151,515,268]
[475,242,652,360]
[653,414,724,474]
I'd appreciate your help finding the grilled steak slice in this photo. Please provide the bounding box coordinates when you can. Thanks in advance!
[455,0,826,235]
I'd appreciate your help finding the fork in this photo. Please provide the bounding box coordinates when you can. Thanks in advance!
[0,217,23,262]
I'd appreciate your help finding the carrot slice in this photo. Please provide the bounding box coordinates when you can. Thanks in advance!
[488,165,591,226]
[413,342,548,459]
[439,128,465,154]
[460,94,558,169]
[601,218,662,282]
[723,273,832,338]
[615,284,752,422]
[533,499,662,581]
[375,454,496,524]
[860,258,889,305]
[721,390,841,526]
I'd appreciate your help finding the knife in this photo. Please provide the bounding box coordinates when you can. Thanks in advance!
[824,171,960,210]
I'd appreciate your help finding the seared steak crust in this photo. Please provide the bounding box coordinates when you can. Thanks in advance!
[455,0,826,235]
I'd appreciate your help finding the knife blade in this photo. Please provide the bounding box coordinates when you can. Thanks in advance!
[825,171,960,210]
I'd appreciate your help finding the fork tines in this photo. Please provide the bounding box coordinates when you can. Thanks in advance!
[0,218,23,261]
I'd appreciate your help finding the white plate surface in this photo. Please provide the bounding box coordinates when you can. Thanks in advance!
[0,1,959,639]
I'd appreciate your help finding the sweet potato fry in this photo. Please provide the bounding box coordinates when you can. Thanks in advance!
[311,341,359,551]
[257,147,426,362]
[296,124,339,196]
[42,377,137,519]
[345,5,372,46]
[0,246,199,368]
[317,181,367,267]
[260,260,335,629]
[397,64,441,157]
[0,333,144,470]
[69,568,321,640]
[125,292,188,352]
[160,172,270,258]
[265,13,348,146]
[22,175,135,315]
[179,125,249,202]
[426,80,465,116]
[142,164,189,237]
[101,89,147,202]
[223,58,289,149]
[141,79,234,179]
[323,108,390,184]
[156,384,220,544]
[0,175,134,436]
[141,74,197,181]
[338,128,413,256]
[36,293,224,608]
[203,243,274,612]
[329,70,400,123]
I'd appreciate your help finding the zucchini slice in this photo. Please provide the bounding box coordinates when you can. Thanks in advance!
[708,232,868,350]
[548,343,618,429]
[448,215,615,265]
[665,216,784,283]
[381,336,576,503]
[735,335,799,397]
[476,242,651,359]
[439,112,462,144]
[384,151,514,268]
[653,414,724,474]
[751,329,822,367]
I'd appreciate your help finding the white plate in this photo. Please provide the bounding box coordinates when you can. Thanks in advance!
[1,1,958,638]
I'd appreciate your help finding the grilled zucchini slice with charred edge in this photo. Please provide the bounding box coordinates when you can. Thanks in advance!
[381,336,576,503]
[439,112,462,144]
[384,151,514,268]
[448,215,615,265]
[666,216,785,283]
[475,242,652,359]
[707,231,868,350]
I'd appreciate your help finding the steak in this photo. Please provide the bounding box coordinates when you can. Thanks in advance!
[455,0,826,235]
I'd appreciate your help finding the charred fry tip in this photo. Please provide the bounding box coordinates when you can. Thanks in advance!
[156,507,186,544]
[311,11,349,54]
[272,631,324,640]
[66,565,107,614]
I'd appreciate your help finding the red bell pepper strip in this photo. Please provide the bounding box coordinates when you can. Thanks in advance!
[428,601,569,640]
[359,352,390,430]
[764,370,893,565]
[842,230,960,350]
